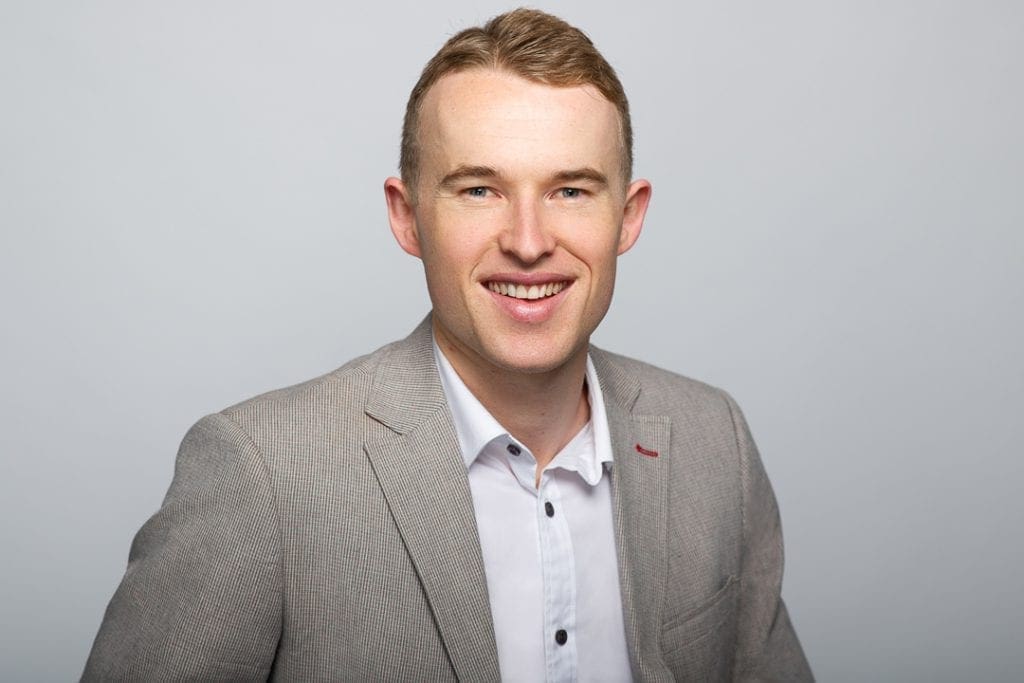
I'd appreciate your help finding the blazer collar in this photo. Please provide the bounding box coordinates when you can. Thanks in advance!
[364,316,447,434]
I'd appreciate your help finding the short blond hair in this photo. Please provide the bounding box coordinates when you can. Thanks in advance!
[400,8,632,187]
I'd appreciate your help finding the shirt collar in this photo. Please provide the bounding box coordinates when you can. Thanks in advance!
[432,337,614,487]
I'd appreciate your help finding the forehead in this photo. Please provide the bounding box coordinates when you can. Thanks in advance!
[417,68,623,179]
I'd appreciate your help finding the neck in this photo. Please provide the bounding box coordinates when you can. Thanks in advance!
[435,327,591,474]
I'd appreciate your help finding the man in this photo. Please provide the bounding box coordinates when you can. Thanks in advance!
[84,8,811,682]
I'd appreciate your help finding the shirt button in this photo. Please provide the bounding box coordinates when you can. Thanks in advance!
[507,443,521,456]
[555,629,568,645]
[544,501,555,517]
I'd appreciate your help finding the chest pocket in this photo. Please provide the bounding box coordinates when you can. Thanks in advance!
[660,575,738,681]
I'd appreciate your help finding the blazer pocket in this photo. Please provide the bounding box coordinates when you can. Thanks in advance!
[661,575,738,681]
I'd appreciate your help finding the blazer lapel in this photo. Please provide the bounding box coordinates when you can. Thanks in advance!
[364,318,501,682]
[592,349,673,682]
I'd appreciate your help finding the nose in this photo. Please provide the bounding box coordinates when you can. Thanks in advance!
[497,199,556,264]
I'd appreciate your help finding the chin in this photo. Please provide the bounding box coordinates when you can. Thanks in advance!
[479,337,585,376]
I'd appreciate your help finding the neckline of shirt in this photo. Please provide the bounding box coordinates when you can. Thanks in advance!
[431,337,613,487]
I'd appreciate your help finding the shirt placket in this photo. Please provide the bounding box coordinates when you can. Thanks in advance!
[504,436,578,683]
[537,475,577,682]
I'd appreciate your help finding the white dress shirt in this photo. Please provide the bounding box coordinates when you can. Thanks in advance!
[434,342,633,683]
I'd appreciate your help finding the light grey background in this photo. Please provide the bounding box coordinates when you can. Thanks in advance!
[2,1,1021,680]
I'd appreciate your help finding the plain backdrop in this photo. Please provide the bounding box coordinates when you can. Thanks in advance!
[2,1,1021,680]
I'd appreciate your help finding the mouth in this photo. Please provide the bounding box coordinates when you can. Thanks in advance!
[485,280,570,300]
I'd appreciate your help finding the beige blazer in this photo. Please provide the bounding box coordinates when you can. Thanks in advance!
[83,317,811,681]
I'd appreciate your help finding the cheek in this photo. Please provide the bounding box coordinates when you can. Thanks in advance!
[589,259,618,299]
[422,210,501,271]
[418,230,480,287]
[567,227,624,278]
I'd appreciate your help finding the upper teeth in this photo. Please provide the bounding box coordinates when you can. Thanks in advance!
[487,281,567,300]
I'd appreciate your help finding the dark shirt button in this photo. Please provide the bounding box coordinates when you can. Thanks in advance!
[555,629,568,645]
[545,501,554,517]
[507,443,521,456]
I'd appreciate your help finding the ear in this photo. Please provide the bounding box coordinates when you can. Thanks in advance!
[617,179,652,255]
[384,177,422,258]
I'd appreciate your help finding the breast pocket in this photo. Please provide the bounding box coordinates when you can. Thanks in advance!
[661,575,738,682]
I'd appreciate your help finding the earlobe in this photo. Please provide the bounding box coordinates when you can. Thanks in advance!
[384,177,422,258]
[617,179,652,255]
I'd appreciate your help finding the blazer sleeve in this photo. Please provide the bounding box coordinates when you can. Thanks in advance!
[725,393,814,682]
[82,413,283,682]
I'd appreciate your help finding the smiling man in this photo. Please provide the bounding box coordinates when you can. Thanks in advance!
[84,9,812,682]
[385,66,650,481]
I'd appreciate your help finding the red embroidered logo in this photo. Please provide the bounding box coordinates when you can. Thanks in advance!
[635,444,659,458]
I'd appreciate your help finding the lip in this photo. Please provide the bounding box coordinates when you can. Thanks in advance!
[481,274,573,324]
[482,272,571,287]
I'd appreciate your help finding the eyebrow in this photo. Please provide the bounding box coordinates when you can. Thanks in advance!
[551,168,609,186]
[437,165,500,191]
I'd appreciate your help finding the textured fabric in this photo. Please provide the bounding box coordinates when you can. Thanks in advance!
[435,344,632,682]
[82,316,813,682]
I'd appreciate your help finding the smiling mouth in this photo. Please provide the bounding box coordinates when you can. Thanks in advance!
[486,281,569,300]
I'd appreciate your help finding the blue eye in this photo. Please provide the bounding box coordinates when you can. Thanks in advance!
[560,188,582,198]
[466,187,489,197]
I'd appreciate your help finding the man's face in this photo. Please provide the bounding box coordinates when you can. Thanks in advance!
[386,68,650,378]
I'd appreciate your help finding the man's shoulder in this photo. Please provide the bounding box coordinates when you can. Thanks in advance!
[217,335,408,425]
[592,346,731,400]
[591,346,740,423]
